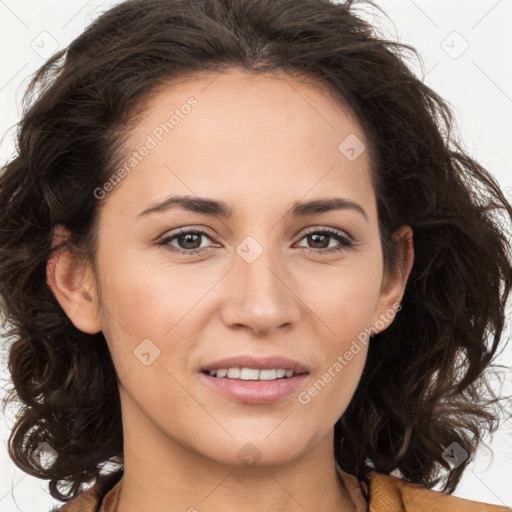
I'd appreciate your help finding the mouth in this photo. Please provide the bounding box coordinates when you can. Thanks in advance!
[201,367,306,380]
[199,355,310,404]
[200,354,309,380]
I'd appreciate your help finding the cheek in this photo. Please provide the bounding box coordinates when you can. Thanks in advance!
[297,252,382,389]
[297,325,369,428]
[301,253,383,334]
[96,249,222,373]
[99,248,209,329]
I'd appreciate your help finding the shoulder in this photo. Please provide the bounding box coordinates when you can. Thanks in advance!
[366,471,511,512]
[49,471,123,512]
[49,486,100,512]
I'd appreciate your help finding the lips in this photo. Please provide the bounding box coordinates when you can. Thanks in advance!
[200,371,309,404]
[201,354,309,375]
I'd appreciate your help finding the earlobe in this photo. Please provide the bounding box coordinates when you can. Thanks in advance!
[393,225,415,289]
[46,226,102,335]
[372,225,414,333]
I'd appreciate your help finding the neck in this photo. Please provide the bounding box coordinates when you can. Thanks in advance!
[115,394,360,512]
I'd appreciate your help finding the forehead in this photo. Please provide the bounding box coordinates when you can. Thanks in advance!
[103,68,375,218]
[135,68,365,143]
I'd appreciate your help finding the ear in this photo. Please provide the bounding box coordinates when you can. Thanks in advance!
[46,225,102,334]
[371,225,414,332]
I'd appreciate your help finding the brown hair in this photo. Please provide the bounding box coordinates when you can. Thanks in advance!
[1,0,511,503]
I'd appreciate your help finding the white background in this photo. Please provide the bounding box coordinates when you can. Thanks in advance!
[0,0,511,510]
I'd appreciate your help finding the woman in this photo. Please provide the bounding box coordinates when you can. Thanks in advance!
[0,0,511,511]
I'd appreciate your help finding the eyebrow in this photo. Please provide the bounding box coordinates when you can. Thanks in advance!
[136,195,368,221]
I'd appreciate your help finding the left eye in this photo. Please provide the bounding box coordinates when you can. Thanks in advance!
[295,229,355,252]
[158,228,355,255]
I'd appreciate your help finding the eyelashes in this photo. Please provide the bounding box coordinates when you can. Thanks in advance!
[294,228,356,253]
[157,226,357,256]
[158,228,214,255]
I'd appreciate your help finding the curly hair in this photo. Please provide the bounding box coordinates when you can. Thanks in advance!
[1,0,511,503]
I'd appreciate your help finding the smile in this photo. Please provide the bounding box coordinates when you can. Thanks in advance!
[204,367,300,380]
[200,370,309,404]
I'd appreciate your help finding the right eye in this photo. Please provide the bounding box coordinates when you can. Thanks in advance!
[158,228,217,255]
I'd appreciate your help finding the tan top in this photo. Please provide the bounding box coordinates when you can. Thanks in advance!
[51,467,511,512]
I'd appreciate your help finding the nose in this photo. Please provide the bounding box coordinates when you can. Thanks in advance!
[219,246,301,336]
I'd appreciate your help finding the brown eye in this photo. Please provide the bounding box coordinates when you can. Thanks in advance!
[159,228,215,255]
[175,232,203,250]
[296,228,355,253]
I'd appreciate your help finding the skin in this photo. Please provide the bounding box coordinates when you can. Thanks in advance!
[47,68,414,512]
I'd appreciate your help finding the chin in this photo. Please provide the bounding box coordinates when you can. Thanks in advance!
[195,432,314,468]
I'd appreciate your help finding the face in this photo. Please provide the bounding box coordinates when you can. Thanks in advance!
[55,68,411,468]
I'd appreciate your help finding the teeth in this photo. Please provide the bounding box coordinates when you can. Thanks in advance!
[227,368,241,378]
[241,368,260,380]
[207,367,297,380]
[258,369,277,380]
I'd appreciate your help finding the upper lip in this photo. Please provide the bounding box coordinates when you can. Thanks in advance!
[201,355,309,374]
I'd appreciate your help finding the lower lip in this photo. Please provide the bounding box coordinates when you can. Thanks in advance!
[199,372,309,404]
